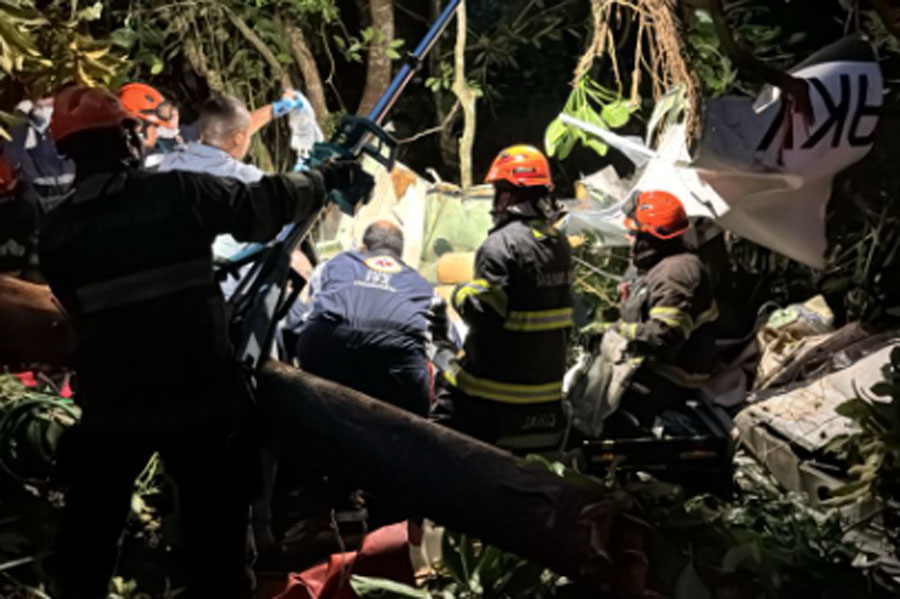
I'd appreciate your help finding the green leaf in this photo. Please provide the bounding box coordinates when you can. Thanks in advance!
[386,49,400,60]
[601,100,632,129]
[349,575,429,598]
[440,532,468,587]
[150,59,164,75]
[77,2,104,22]
[543,116,567,157]
[389,38,405,49]
[583,136,609,157]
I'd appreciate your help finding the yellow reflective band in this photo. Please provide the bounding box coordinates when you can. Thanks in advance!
[444,368,562,404]
[503,307,574,332]
[617,321,638,340]
[650,306,693,337]
[452,278,508,317]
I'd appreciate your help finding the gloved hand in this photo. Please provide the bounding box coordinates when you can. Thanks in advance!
[315,159,366,191]
[272,91,306,118]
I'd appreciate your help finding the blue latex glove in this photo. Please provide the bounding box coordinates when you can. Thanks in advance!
[272,92,305,118]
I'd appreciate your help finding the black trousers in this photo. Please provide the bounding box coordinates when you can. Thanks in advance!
[430,382,564,453]
[53,426,258,599]
[294,320,432,416]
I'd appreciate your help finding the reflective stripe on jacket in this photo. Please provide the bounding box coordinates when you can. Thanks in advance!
[38,166,325,431]
[447,216,573,404]
[617,251,718,387]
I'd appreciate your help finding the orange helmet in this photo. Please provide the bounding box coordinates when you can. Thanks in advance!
[117,82,176,128]
[623,190,690,240]
[51,86,135,143]
[485,145,553,189]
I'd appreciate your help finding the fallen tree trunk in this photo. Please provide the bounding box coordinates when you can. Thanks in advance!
[258,361,650,588]
[0,275,74,368]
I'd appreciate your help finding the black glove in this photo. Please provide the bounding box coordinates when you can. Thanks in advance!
[315,159,365,191]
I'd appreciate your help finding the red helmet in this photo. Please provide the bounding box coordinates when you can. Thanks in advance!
[117,82,176,128]
[623,190,690,240]
[0,155,17,194]
[485,145,553,189]
[51,86,135,143]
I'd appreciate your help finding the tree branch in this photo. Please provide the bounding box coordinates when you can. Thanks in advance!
[284,17,330,127]
[225,7,292,91]
[397,100,461,145]
[452,1,478,188]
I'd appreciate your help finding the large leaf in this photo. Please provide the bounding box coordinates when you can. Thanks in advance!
[601,100,632,129]
[350,575,429,599]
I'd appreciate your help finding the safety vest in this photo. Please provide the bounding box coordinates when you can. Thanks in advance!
[447,217,573,404]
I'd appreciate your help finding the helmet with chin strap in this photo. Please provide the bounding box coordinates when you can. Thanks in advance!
[623,190,690,240]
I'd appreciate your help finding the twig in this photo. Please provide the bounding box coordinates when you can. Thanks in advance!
[397,100,461,144]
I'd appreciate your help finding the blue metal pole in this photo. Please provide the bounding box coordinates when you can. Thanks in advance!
[367,0,463,124]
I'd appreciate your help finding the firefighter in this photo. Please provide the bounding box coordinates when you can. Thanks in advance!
[430,145,573,452]
[609,190,719,429]
[291,220,449,416]
[117,82,181,167]
[40,85,364,599]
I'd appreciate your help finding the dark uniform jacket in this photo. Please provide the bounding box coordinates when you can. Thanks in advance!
[305,249,442,354]
[447,212,573,404]
[615,250,719,387]
[39,165,325,433]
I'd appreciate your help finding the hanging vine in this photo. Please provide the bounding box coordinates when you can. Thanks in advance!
[546,0,700,160]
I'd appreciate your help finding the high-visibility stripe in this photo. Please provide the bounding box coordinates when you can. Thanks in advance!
[617,321,638,340]
[76,258,213,314]
[452,278,508,317]
[444,368,562,404]
[32,173,75,187]
[503,307,573,332]
[649,306,693,337]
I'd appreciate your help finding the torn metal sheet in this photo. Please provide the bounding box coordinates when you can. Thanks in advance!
[737,343,893,455]
[563,36,881,268]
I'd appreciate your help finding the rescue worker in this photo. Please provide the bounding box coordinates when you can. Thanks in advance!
[430,145,573,451]
[40,85,364,599]
[2,97,75,215]
[117,82,180,167]
[609,190,719,429]
[291,220,448,416]
[120,82,308,168]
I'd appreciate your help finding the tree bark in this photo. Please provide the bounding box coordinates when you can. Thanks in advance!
[452,1,478,188]
[257,360,651,585]
[357,0,395,117]
[284,18,330,128]
[0,276,74,368]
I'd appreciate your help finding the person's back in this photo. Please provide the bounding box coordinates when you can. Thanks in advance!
[294,221,442,415]
[38,85,362,599]
[432,146,573,450]
[40,167,272,431]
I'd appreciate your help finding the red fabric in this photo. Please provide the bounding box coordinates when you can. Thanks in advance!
[274,522,415,599]
[59,377,73,399]
[14,371,38,387]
